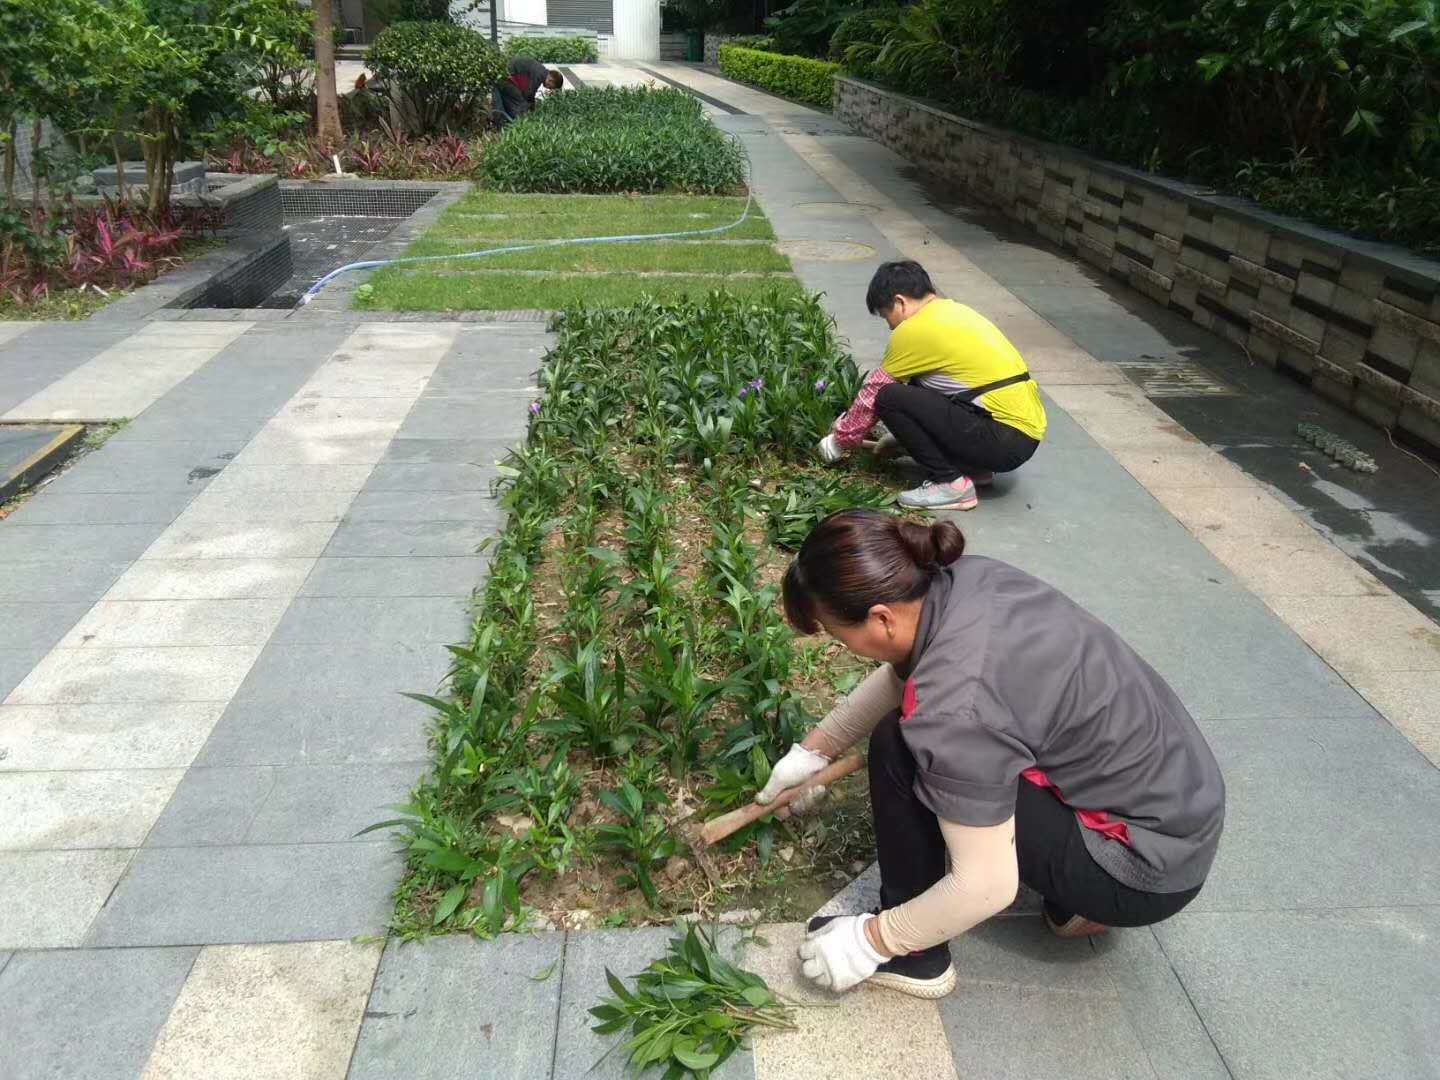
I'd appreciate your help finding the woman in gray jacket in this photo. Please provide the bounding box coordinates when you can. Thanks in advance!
[762,509,1225,998]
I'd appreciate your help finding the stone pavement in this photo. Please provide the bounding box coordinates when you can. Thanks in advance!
[1,60,1438,1079]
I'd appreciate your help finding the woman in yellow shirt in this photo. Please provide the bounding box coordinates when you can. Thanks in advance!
[819,261,1047,510]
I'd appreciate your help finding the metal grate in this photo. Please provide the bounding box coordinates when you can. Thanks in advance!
[280,185,439,222]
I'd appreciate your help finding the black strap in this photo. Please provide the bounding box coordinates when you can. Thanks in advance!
[948,372,1032,405]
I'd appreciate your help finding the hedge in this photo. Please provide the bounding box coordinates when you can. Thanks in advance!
[718,45,838,110]
[505,35,598,64]
[367,22,506,134]
[481,87,745,194]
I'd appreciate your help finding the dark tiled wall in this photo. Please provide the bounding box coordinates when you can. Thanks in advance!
[834,77,1440,460]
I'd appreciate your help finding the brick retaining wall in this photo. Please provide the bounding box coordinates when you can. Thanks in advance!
[834,76,1440,458]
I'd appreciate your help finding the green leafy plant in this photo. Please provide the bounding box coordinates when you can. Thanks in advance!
[634,632,730,775]
[481,87,746,194]
[545,640,641,760]
[366,20,507,134]
[590,923,796,1076]
[593,779,678,905]
[718,45,840,108]
[763,474,896,550]
[506,34,600,63]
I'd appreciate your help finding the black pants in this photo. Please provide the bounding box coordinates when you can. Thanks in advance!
[875,382,1039,484]
[869,710,1201,929]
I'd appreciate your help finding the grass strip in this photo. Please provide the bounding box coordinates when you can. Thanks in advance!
[360,270,803,310]
[421,192,776,242]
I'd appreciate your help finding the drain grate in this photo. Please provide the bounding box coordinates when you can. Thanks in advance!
[280,186,439,222]
[1117,355,1236,397]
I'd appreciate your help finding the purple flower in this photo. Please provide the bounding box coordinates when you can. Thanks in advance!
[737,386,748,399]
[529,401,541,416]
[814,379,827,392]
[750,377,764,391]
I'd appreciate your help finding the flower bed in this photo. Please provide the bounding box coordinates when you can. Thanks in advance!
[380,291,910,936]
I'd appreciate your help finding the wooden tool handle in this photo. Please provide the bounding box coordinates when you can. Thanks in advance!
[699,754,864,846]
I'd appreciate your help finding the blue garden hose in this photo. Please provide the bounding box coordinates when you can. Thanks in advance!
[300,140,756,304]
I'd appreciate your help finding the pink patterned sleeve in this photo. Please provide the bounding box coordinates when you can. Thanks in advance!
[831,368,896,447]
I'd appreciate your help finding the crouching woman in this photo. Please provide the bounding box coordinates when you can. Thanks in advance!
[761,509,1224,997]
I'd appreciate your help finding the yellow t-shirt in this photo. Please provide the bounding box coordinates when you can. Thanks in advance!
[881,299,1047,441]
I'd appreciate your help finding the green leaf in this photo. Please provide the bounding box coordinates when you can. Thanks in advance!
[741,985,771,1007]
[529,958,560,982]
[433,883,468,925]
[674,1041,722,1070]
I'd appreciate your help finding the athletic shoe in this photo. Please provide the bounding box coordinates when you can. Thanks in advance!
[807,914,958,999]
[898,477,978,511]
[1043,901,1108,939]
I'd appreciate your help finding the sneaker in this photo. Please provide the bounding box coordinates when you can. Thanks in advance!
[807,914,958,999]
[1043,901,1108,939]
[898,478,978,511]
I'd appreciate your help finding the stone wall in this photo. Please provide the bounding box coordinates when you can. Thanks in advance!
[834,76,1440,459]
[704,34,742,65]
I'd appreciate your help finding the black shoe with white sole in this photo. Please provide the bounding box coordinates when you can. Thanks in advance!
[806,914,957,999]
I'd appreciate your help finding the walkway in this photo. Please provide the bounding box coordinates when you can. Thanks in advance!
[0,59,1437,1080]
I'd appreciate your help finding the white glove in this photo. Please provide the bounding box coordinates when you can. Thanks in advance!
[799,913,886,992]
[817,433,846,464]
[755,742,830,815]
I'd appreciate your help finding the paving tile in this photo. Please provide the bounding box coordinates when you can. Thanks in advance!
[0,702,225,770]
[937,984,1155,1080]
[1073,587,1373,720]
[0,523,158,563]
[244,763,420,843]
[295,368,433,399]
[379,436,517,465]
[0,560,129,602]
[0,768,184,849]
[174,488,357,523]
[948,914,1118,993]
[1191,715,1440,911]
[347,933,564,1080]
[144,766,276,847]
[141,520,339,559]
[1346,669,1440,764]
[6,645,264,705]
[275,396,419,423]
[194,692,429,766]
[58,598,290,648]
[270,596,468,643]
[0,602,92,652]
[361,463,497,491]
[41,443,240,493]
[1155,909,1440,1079]
[1110,446,1256,489]
[0,849,132,948]
[6,490,195,526]
[3,345,237,423]
[323,519,496,557]
[229,430,393,466]
[109,413,266,445]
[140,940,380,1080]
[233,640,449,703]
[554,928,755,1080]
[397,400,527,441]
[1147,485,1319,543]
[85,842,400,945]
[1201,532,1391,598]
[1263,594,1440,677]
[0,648,45,700]
[0,946,198,1080]
[200,464,376,495]
[745,922,958,1080]
[343,490,502,523]
[107,557,314,600]
[1091,929,1231,1080]
[298,555,489,597]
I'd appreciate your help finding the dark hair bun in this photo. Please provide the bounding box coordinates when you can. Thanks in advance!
[895,519,966,569]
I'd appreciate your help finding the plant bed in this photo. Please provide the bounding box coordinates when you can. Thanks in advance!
[206,130,496,182]
[355,191,800,311]
[377,291,918,937]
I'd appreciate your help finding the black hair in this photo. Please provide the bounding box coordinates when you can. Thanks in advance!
[865,260,936,315]
[782,509,965,632]
[547,69,565,89]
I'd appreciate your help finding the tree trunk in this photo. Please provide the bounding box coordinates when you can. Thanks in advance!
[112,136,129,204]
[3,120,16,211]
[30,119,43,216]
[314,0,343,145]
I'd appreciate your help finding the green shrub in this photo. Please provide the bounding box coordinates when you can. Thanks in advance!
[506,34,598,64]
[764,0,857,58]
[366,21,507,134]
[719,45,838,108]
[480,86,745,193]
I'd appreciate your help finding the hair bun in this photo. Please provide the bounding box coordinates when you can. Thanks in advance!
[896,519,966,569]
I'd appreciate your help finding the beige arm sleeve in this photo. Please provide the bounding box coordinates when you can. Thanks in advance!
[876,817,1020,955]
[813,664,903,756]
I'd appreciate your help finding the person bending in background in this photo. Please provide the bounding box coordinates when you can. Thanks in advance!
[491,57,564,126]
[818,260,1047,511]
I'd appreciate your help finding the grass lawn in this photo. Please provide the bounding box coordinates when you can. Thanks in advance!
[356,191,801,311]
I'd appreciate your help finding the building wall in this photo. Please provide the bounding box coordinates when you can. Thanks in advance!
[833,76,1440,460]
